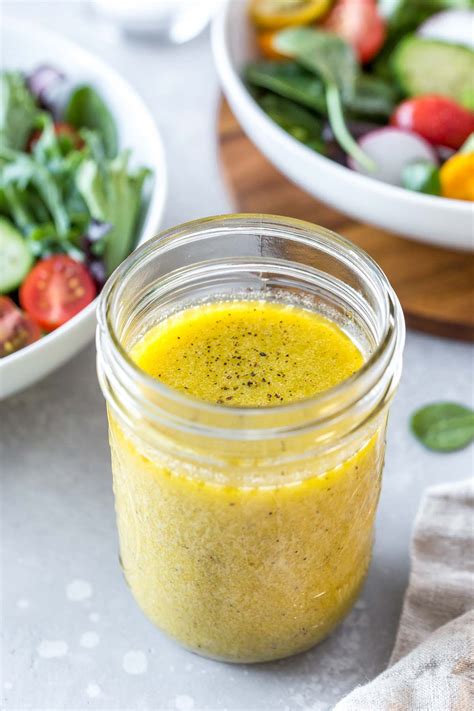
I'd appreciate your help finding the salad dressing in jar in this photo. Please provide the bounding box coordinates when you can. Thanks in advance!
[97,215,404,663]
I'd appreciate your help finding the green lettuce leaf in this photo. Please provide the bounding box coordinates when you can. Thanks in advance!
[0,71,40,151]
[76,150,150,273]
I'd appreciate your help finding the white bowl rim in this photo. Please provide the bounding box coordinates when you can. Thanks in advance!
[211,0,473,216]
[0,15,168,370]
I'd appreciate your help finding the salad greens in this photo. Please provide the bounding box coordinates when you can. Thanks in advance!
[77,151,150,273]
[245,62,327,115]
[350,75,399,118]
[0,66,152,356]
[0,70,149,269]
[274,27,375,170]
[402,159,441,194]
[245,1,474,199]
[65,85,118,159]
[256,93,325,152]
[411,402,474,452]
[245,61,398,119]
[0,72,40,151]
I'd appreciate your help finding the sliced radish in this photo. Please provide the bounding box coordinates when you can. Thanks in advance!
[418,10,474,50]
[349,128,438,186]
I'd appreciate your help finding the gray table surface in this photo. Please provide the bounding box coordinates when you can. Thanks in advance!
[1,3,473,710]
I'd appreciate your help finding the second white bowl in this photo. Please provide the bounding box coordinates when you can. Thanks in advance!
[0,18,167,399]
[211,0,473,252]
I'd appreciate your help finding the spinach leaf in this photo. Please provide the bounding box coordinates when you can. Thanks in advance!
[348,75,399,118]
[245,61,327,114]
[76,150,150,274]
[0,71,40,151]
[257,93,325,153]
[275,27,356,100]
[411,402,474,452]
[275,28,375,170]
[65,85,118,159]
[245,62,397,121]
[402,160,441,195]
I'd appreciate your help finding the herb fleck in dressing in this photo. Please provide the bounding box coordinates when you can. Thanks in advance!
[110,300,384,662]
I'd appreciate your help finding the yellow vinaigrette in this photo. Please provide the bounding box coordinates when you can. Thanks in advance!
[132,300,364,406]
[110,300,383,662]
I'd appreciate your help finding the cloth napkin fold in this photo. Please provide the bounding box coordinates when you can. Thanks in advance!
[335,478,474,711]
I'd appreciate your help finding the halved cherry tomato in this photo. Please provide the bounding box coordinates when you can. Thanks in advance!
[250,0,333,29]
[20,255,96,332]
[257,30,289,59]
[391,96,474,151]
[321,0,386,63]
[27,122,84,152]
[0,296,41,358]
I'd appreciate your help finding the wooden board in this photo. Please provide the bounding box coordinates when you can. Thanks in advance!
[218,100,474,341]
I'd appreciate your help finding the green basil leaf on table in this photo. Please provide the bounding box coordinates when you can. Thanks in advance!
[65,85,118,159]
[274,28,375,171]
[257,93,326,153]
[411,402,474,452]
[402,160,441,195]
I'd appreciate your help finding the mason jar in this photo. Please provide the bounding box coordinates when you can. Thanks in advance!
[96,214,405,663]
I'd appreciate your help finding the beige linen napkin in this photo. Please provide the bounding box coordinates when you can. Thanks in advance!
[335,478,474,711]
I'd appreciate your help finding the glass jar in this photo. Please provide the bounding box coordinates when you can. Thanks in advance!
[97,215,405,663]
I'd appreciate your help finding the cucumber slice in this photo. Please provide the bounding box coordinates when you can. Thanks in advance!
[392,36,474,106]
[0,218,33,293]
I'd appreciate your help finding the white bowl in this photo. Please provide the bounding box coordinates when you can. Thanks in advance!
[0,17,167,400]
[211,0,474,252]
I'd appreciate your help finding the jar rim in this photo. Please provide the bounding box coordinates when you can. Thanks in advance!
[97,214,405,439]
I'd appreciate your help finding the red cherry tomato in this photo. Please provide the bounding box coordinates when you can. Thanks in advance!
[0,296,41,357]
[20,255,96,332]
[321,0,386,64]
[391,95,474,150]
[28,122,84,152]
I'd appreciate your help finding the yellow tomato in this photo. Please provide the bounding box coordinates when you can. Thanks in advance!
[249,0,333,29]
[440,153,474,202]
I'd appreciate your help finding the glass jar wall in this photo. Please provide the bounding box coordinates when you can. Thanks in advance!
[97,215,405,663]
